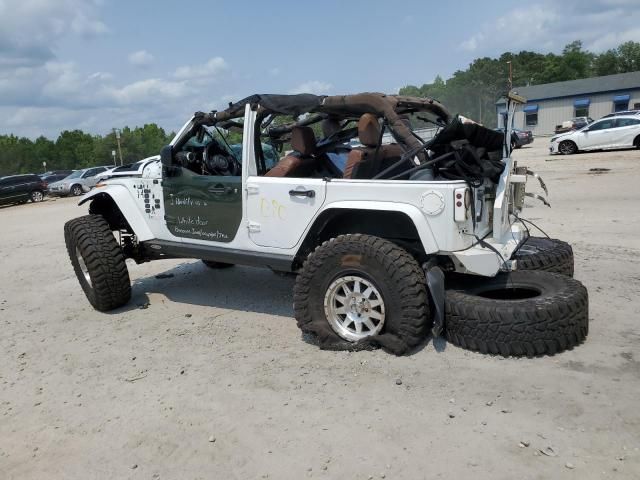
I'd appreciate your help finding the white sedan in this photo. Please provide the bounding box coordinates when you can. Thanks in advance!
[550,115,640,154]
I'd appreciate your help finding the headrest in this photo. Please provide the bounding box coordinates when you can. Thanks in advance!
[291,126,316,156]
[358,113,381,147]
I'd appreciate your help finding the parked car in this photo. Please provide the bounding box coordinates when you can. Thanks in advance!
[0,174,48,205]
[494,127,534,148]
[550,115,640,154]
[48,166,109,196]
[42,170,75,184]
[95,158,159,182]
[601,110,640,119]
[554,117,594,134]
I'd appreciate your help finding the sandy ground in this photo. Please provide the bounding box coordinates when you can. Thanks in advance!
[1,142,639,480]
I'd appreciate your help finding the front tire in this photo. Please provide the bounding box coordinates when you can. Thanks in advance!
[64,215,131,311]
[293,234,430,355]
[71,184,83,196]
[559,140,577,155]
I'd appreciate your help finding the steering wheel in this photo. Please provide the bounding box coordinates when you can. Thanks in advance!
[204,141,241,176]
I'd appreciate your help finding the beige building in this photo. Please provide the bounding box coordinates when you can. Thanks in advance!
[496,71,640,135]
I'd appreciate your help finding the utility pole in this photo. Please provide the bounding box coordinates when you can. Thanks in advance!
[507,61,513,91]
[113,128,124,166]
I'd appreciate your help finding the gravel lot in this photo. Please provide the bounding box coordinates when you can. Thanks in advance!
[1,141,639,480]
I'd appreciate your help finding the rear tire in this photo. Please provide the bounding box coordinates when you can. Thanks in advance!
[513,237,574,276]
[634,135,640,149]
[64,215,131,311]
[294,234,430,355]
[30,190,44,202]
[445,271,588,357]
[559,140,577,155]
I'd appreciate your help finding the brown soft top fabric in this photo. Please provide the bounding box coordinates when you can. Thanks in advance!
[290,126,316,156]
[358,113,381,147]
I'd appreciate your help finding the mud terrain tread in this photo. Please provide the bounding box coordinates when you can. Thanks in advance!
[64,215,131,311]
[514,237,574,276]
[293,234,430,355]
[445,271,588,357]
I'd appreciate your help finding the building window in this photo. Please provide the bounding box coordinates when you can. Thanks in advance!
[574,98,590,118]
[525,113,538,126]
[523,104,539,126]
[613,94,630,112]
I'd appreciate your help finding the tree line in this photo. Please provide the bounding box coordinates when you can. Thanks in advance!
[0,124,174,176]
[400,40,640,127]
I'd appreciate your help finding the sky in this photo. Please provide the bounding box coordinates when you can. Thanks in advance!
[1,0,639,139]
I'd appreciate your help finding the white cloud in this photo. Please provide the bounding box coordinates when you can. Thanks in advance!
[289,80,332,95]
[104,78,190,106]
[173,57,228,80]
[128,50,154,67]
[0,0,108,68]
[459,0,640,54]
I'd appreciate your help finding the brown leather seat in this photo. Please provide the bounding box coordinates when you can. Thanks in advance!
[343,113,404,179]
[265,126,317,177]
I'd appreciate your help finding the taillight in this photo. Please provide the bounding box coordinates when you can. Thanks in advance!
[454,187,471,222]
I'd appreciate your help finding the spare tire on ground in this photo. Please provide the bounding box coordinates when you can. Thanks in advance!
[513,236,574,277]
[445,271,588,357]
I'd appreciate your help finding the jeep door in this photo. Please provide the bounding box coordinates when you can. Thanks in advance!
[163,170,242,243]
[163,132,242,243]
[246,176,326,249]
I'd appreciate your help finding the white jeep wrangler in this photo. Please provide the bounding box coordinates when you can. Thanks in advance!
[64,92,588,356]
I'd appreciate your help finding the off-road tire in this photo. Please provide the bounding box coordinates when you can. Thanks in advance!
[202,260,234,269]
[30,190,44,202]
[64,214,131,312]
[293,234,430,355]
[71,184,83,196]
[559,140,577,155]
[445,271,588,357]
[513,237,574,276]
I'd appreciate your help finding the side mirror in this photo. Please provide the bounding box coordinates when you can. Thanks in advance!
[160,145,173,166]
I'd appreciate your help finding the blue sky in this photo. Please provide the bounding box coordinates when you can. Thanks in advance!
[1,0,639,138]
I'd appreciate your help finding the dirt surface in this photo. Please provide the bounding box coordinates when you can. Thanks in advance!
[1,142,639,480]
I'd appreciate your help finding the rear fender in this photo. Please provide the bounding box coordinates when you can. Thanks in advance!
[78,185,154,241]
[314,201,439,253]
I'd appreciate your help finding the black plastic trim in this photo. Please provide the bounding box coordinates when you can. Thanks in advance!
[142,240,295,272]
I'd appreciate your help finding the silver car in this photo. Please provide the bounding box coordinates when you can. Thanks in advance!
[48,166,110,196]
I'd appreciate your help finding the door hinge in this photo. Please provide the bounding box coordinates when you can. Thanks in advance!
[247,221,261,233]
[246,184,259,195]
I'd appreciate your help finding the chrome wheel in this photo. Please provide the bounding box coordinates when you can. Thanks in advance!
[324,275,385,342]
[31,190,44,202]
[75,247,92,286]
[71,185,83,196]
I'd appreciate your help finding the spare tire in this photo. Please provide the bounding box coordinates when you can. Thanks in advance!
[445,271,588,357]
[513,237,574,277]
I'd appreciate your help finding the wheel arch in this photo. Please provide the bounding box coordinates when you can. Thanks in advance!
[294,202,438,269]
[79,186,154,241]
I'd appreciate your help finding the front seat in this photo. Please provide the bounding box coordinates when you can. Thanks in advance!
[265,126,317,177]
[343,114,404,179]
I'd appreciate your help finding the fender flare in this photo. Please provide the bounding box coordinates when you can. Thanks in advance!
[308,200,439,254]
[78,185,155,241]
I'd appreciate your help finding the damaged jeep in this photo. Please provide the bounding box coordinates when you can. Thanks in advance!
[64,91,588,356]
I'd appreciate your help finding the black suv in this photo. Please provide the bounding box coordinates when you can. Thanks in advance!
[0,174,48,206]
